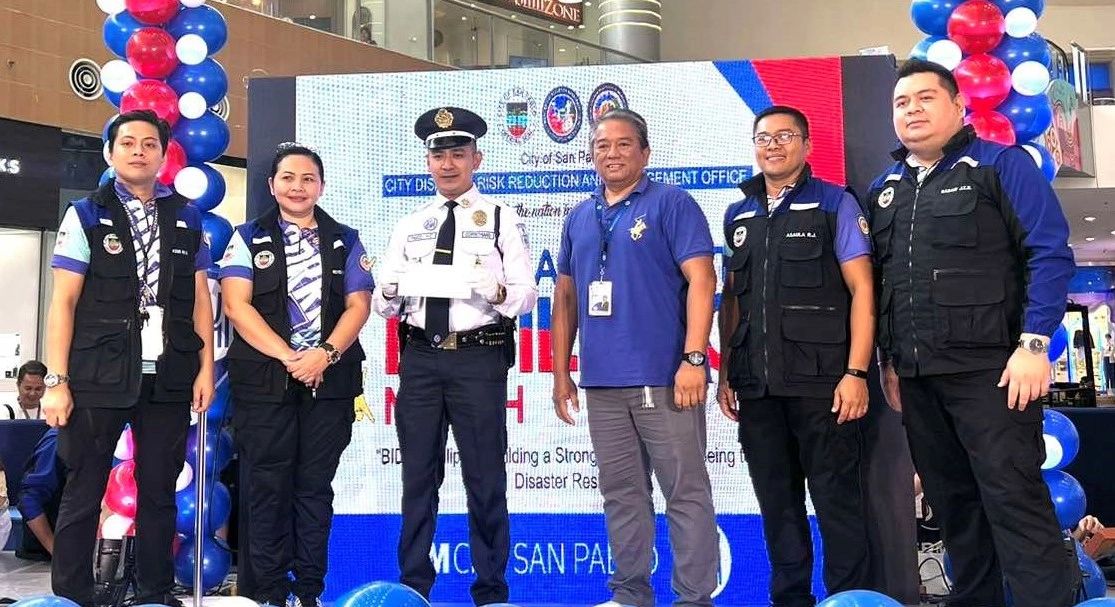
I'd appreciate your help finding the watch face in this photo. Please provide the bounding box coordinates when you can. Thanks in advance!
[687,352,706,365]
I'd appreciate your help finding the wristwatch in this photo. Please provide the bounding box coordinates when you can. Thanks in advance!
[845,367,869,379]
[44,373,69,388]
[319,342,342,365]
[1018,337,1048,356]
[682,351,707,366]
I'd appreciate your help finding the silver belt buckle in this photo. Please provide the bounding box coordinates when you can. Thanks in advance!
[441,332,458,350]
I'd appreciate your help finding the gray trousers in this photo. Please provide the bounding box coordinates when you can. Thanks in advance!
[585,386,719,607]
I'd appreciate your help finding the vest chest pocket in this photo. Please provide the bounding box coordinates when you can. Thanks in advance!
[69,318,131,390]
[871,203,898,262]
[779,237,824,288]
[781,305,847,381]
[403,233,438,262]
[931,269,1009,348]
[929,191,979,248]
[726,247,751,296]
[169,229,200,302]
[727,321,751,383]
[251,265,285,316]
[876,280,894,351]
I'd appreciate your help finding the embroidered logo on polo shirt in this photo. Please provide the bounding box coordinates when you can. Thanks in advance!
[878,187,895,209]
[858,215,870,236]
[733,225,747,248]
[423,217,438,231]
[359,254,373,272]
[254,250,275,269]
[103,233,123,255]
[629,216,648,241]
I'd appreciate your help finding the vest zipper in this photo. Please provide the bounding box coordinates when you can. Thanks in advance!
[762,217,771,388]
[909,180,922,366]
[782,305,838,312]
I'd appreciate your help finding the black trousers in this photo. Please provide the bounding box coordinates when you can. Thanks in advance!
[233,382,354,605]
[900,369,1079,607]
[396,340,509,606]
[737,394,871,607]
[53,374,189,607]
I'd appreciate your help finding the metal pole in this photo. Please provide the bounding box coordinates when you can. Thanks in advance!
[194,413,208,607]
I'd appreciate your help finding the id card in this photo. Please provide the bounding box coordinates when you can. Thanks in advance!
[140,305,164,362]
[588,280,613,317]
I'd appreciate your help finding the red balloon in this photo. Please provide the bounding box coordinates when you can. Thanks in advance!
[104,460,138,519]
[126,27,179,80]
[947,0,1005,54]
[125,0,180,25]
[121,79,181,127]
[954,53,1012,111]
[157,139,187,186]
[966,110,1016,146]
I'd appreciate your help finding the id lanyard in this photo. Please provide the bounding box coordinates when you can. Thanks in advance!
[595,199,631,281]
[124,200,159,316]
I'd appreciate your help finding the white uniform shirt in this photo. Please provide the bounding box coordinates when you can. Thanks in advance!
[373,185,537,330]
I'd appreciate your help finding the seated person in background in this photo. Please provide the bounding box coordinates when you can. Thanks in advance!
[1073,515,1103,544]
[3,361,47,420]
[16,429,65,561]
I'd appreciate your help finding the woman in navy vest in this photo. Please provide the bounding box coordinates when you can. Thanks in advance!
[218,143,373,607]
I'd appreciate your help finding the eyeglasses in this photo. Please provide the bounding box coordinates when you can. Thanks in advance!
[752,132,804,147]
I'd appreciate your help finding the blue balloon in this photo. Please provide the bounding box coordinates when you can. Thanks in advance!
[1049,324,1069,360]
[992,0,1045,19]
[1042,409,1080,470]
[173,535,231,592]
[175,480,231,536]
[992,33,1052,71]
[103,11,144,58]
[818,589,902,607]
[172,111,230,163]
[1078,599,1115,606]
[166,59,228,108]
[205,376,232,425]
[1043,470,1086,530]
[1077,541,1107,600]
[99,167,116,188]
[104,87,123,108]
[910,0,960,37]
[201,212,234,261]
[998,91,1053,142]
[186,425,234,477]
[192,163,227,212]
[166,5,229,56]
[335,582,430,607]
[11,596,82,607]
[1023,143,1057,182]
[910,35,948,61]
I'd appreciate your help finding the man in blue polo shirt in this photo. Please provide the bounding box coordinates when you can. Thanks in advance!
[718,105,875,606]
[552,108,719,607]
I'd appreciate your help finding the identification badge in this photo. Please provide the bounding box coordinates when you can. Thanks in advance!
[588,280,612,317]
[140,305,164,362]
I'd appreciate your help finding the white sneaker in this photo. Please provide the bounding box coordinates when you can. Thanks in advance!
[594,601,637,607]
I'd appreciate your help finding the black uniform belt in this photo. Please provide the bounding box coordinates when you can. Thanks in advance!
[408,323,508,350]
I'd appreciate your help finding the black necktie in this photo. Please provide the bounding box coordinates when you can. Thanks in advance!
[426,200,457,344]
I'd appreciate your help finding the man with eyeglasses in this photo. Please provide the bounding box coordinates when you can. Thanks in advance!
[718,105,874,606]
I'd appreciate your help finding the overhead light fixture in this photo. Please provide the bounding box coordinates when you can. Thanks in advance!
[558,47,566,52]
[567,25,575,29]
[578,24,585,28]
[461,15,468,20]
[1086,237,1096,242]
[309,14,316,19]
[1110,230,1115,236]
[1084,216,1097,222]
[549,24,555,29]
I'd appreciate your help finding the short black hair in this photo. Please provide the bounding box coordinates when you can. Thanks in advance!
[594,108,649,149]
[17,360,46,383]
[897,59,961,98]
[272,142,325,182]
[753,105,810,139]
[107,110,171,154]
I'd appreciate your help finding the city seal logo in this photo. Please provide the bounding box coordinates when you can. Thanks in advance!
[588,83,628,125]
[103,233,123,255]
[878,186,895,209]
[423,217,437,231]
[858,215,870,235]
[497,86,537,144]
[434,107,454,129]
[733,225,747,248]
[542,86,583,144]
[254,250,275,270]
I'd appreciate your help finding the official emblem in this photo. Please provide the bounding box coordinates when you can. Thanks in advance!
[858,215,870,235]
[497,86,537,144]
[459,198,472,208]
[434,108,454,129]
[423,217,437,231]
[542,86,583,144]
[473,210,488,227]
[254,250,275,270]
[733,225,747,248]
[878,186,895,209]
[103,233,123,255]
[359,254,373,273]
[629,216,647,241]
[588,83,628,125]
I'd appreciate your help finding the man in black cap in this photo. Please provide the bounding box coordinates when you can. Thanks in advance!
[373,107,537,604]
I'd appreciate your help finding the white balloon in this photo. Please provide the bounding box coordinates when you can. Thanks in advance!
[1022,143,1044,168]
[1005,7,1038,38]
[101,513,134,540]
[176,462,194,492]
[176,34,209,66]
[181,0,207,6]
[1042,434,1064,470]
[175,166,209,200]
[100,59,137,94]
[1012,60,1051,96]
[103,141,112,165]
[113,429,134,461]
[96,0,126,15]
[179,92,208,120]
[926,39,963,71]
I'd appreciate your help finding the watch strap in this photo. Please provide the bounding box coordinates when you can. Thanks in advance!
[845,367,869,379]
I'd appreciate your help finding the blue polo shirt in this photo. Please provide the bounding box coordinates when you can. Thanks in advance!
[557,175,714,388]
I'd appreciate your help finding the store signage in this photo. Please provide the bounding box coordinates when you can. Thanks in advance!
[476,0,584,27]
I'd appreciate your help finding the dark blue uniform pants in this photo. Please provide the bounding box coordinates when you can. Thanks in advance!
[900,369,1079,607]
[736,394,871,607]
[234,382,354,605]
[53,374,189,607]
[395,340,510,605]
